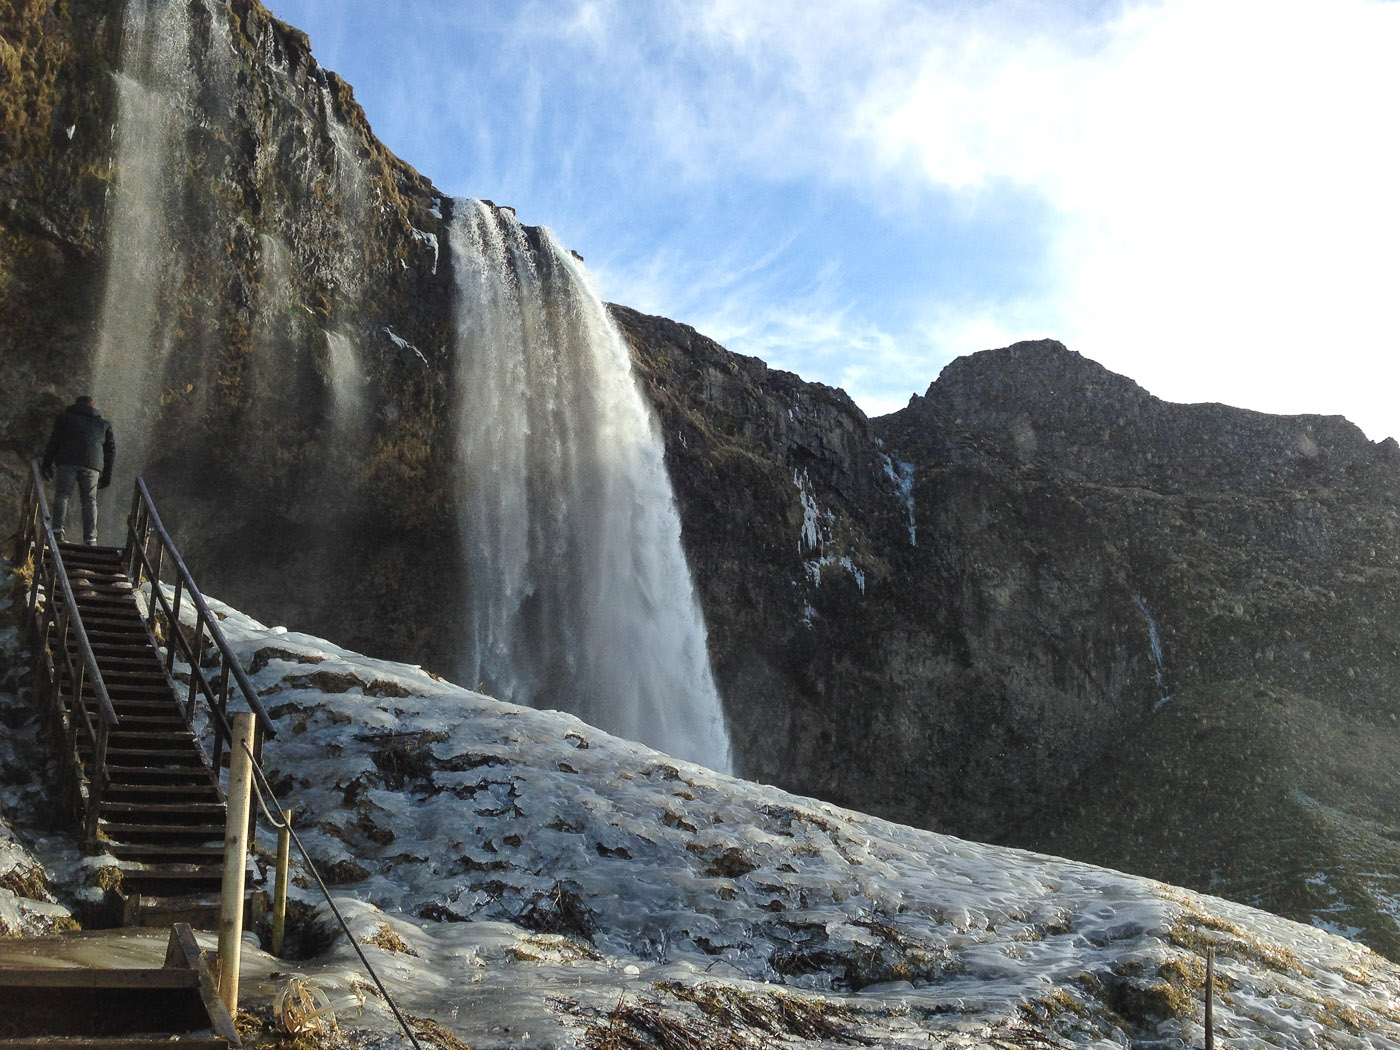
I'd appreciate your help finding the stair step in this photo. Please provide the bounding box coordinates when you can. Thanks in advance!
[71,585,136,599]
[69,577,128,587]
[104,705,187,720]
[107,842,227,862]
[103,769,213,783]
[86,729,199,744]
[119,875,225,898]
[98,806,225,823]
[97,748,208,765]
[84,628,153,641]
[70,648,161,663]
[100,721,191,736]
[97,703,187,719]
[83,641,159,655]
[103,789,219,806]
[93,684,179,697]
[118,863,226,880]
[97,828,222,845]
[74,616,142,631]
[116,862,224,879]
[94,670,170,683]
[107,763,213,780]
[85,708,186,726]
[71,597,140,613]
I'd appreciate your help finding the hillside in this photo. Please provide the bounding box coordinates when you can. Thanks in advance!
[5,574,1400,1048]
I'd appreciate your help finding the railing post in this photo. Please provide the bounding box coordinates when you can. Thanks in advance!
[272,808,291,957]
[217,663,232,762]
[126,482,144,581]
[86,719,109,850]
[1205,946,1215,1050]
[146,547,162,640]
[185,615,205,712]
[166,576,186,674]
[218,713,256,1016]
[25,548,42,622]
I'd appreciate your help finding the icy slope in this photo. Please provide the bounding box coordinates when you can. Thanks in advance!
[186,597,1400,1050]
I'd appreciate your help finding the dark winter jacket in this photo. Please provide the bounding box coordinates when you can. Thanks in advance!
[42,402,116,484]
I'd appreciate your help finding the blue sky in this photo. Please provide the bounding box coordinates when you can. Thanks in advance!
[269,0,1400,439]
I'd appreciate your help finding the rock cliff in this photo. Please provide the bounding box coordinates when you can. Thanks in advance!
[4,0,1400,959]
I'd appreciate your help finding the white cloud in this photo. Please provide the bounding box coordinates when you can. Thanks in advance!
[643,0,1400,436]
[828,0,1400,434]
[281,0,1400,436]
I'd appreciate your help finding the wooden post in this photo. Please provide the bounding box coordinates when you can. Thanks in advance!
[1204,946,1215,1050]
[217,713,256,1016]
[272,808,292,956]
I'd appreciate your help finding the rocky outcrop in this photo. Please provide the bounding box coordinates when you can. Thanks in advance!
[1,0,464,666]
[4,0,1400,960]
[625,318,1400,956]
[619,314,1162,842]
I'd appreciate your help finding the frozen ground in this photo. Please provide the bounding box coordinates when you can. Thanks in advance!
[4,571,1400,1048]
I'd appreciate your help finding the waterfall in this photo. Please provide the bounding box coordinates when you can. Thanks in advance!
[1134,594,1172,710]
[90,0,200,509]
[449,200,732,773]
[324,329,366,425]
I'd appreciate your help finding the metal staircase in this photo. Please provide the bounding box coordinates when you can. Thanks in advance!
[14,464,277,927]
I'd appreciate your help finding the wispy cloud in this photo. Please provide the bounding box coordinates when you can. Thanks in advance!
[276,0,1400,436]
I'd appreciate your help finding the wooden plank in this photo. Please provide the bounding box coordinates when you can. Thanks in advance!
[102,829,226,843]
[0,1040,230,1049]
[106,766,214,780]
[106,783,220,797]
[169,920,245,1045]
[101,807,226,821]
[0,968,197,989]
[108,842,226,856]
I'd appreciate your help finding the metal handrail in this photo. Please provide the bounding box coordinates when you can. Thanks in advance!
[123,477,276,772]
[16,460,118,847]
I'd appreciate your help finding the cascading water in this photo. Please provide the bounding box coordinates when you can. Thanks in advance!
[94,0,376,519]
[90,0,201,509]
[450,200,732,773]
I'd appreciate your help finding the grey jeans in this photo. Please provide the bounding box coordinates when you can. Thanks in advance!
[52,464,100,544]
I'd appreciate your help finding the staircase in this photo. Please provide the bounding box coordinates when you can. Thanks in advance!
[58,542,229,922]
[16,465,277,930]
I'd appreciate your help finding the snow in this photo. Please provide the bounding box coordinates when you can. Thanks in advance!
[381,325,427,363]
[881,452,918,546]
[410,226,439,274]
[794,470,867,594]
[795,468,823,553]
[5,568,1400,1047]
[209,595,1400,1047]
[1134,593,1172,709]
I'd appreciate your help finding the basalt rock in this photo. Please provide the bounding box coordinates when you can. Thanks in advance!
[3,0,1400,961]
[627,317,1400,956]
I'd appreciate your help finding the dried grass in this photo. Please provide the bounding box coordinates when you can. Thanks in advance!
[569,982,870,1050]
[363,922,418,956]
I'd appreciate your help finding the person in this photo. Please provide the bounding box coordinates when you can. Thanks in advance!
[40,395,116,545]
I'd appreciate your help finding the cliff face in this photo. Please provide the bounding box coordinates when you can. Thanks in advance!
[1,0,464,666]
[5,0,1400,959]
[619,314,1161,843]
[642,325,1400,956]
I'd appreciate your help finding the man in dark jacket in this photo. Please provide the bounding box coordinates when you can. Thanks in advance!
[41,395,116,545]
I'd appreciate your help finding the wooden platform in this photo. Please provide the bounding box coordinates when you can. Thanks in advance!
[0,924,239,1047]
